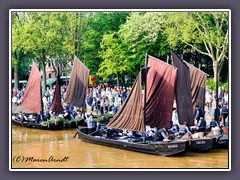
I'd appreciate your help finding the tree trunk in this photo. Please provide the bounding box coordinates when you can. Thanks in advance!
[120,75,125,87]
[212,61,220,84]
[14,62,19,91]
[116,72,119,89]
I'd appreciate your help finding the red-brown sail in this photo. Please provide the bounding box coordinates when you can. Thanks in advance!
[145,55,177,128]
[50,74,63,114]
[64,56,90,107]
[184,60,207,114]
[171,50,194,126]
[20,61,41,114]
[106,73,145,132]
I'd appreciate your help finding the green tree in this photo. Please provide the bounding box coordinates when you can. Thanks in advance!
[98,32,130,87]
[162,12,229,82]
[12,12,33,90]
[119,12,171,76]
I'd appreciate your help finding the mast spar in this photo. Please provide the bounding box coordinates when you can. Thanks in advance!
[142,53,149,143]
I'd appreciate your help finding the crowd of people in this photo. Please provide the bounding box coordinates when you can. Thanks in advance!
[205,86,229,127]
[12,83,229,141]
[12,83,132,123]
[86,84,131,115]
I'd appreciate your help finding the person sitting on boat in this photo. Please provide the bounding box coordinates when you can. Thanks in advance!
[179,121,192,137]
[18,111,27,122]
[126,130,141,138]
[63,109,71,120]
[85,114,95,134]
[171,125,179,135]
[154,127,170,142]
[209,118,219,131]
[92,121,105,136]
[28,115,35,122]
[36,109,45,123]
[197,116,207,133]
[146,126,156,140]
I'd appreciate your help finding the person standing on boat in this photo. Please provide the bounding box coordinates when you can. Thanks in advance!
[197,116,207,133]
[85,115,95,134]
[45,108,51,121]
[42,95,48,111]
[194,105,204,125]
[172,108,180,131]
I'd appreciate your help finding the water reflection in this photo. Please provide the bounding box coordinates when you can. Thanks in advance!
[11,125,229,169]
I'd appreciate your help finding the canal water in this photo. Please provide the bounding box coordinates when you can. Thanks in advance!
[11,125,229,169]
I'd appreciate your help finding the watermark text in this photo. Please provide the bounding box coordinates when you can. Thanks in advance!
[12,155,70,163]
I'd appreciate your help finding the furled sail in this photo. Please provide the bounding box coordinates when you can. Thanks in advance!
[145,55,177,128]
[106,72,145,132]
[20,61,42,114]
[184,60,207,114]
[64,56,90,107]
[171,50,194,125]
[50,73,64,114]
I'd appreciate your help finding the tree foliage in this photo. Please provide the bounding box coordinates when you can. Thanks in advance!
[12,11,229,91]
[162,12,229,82]
[98,32,130,85]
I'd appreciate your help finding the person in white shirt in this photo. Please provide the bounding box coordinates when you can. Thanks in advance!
[85,115,95,134]
[172,108,180,127]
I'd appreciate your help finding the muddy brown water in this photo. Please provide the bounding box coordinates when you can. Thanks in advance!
[11,125,229,169]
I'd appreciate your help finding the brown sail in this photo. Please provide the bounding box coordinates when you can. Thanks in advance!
[20,61,41,114]
[171,50,194,126]
[64,56,90,107]
[50,74,63,114]
[145,55,177,128]
[184,60,207,114]
[106,72,145,132]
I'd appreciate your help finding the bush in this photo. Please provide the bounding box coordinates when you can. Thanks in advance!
[206,78,216,92]
[64,120,71,127]
[94,114,114,123]
[41,121,48,126]
[74,117,85,122]
[206,77,229,93]
[219,81,229,93]
[47,117,65,127]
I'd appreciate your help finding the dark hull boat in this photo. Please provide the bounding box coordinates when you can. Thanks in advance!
[12,112,86,130]
[12,118,64,130]
[215,135,228,149]
[171,50,216,153]
[204,127,229,149]
[180,132,216,152]
[188,138,217,152]
[12,57,89,131]
[77,55,191,156]
[77,127,189,156]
